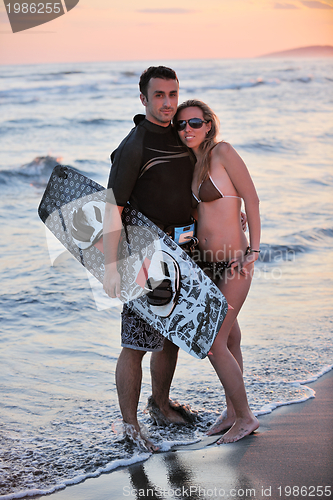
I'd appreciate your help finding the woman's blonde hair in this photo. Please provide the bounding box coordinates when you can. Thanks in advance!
[173,99,220,186]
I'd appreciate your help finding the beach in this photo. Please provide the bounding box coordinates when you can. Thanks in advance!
[36,370,333,500]
[1,58,332,499]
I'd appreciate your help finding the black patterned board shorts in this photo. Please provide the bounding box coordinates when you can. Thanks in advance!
[121,303,165,352]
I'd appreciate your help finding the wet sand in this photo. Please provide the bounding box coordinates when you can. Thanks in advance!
[40,371,333,500]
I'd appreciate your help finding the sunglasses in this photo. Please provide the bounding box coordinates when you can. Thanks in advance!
[176,118,208,131]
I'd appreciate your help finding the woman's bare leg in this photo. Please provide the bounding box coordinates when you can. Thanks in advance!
[207,320,242,434]
[207,266,259,443]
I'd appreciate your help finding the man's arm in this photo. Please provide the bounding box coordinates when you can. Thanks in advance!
[103,202,124,298]
[103,120,145,298]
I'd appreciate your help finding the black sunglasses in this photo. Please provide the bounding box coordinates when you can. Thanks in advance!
[176,118,208,131]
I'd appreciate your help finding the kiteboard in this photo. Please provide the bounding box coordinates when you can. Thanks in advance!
[38,165,228,359]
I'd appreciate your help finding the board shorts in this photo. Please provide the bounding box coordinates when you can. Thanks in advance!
[121,303,165,352]
[120,240,197,352]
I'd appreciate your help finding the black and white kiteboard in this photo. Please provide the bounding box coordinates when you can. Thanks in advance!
[38,165,228,359]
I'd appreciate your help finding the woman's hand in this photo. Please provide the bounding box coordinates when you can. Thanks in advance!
[228,250,259,277]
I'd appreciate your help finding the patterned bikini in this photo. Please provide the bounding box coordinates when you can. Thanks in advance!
[192,174,242,280]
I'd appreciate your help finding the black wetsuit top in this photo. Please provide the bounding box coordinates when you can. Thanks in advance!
[106,115,194,228]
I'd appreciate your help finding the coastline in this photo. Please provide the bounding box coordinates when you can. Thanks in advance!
[1,58,333,500]
[30,370,333,500]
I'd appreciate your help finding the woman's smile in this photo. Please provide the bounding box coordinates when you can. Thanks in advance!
[177,106,211,153]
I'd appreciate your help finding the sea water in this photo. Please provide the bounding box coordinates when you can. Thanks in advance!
[0,58,332,499]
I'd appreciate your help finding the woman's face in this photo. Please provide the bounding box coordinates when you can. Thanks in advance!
[176,106,211,153]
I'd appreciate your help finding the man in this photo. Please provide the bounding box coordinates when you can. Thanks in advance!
[103,66,195,451]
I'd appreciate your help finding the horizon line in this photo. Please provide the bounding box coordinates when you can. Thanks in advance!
[1,44,332,67]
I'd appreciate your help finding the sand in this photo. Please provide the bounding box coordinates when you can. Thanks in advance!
[38,371,333,500]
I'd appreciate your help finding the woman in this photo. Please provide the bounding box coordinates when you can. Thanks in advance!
[174,100,260,443]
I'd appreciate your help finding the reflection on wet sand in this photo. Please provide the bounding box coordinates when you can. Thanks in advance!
[127,439,258,500]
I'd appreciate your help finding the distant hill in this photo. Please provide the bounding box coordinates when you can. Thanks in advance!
[259,45,333,58]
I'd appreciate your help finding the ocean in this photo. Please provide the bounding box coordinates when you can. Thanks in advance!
[0,57,332,499]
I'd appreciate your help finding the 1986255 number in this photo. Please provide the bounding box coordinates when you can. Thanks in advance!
[278,485,332,497]
[6,3,61,14]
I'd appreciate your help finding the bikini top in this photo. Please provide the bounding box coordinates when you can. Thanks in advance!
[192,174,241,207]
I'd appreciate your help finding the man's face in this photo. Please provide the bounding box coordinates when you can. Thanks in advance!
[140,78,179,127]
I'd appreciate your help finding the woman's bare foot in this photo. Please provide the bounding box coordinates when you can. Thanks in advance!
[123,422,159,452]
[206,409,236,435]
[216,416,259,444]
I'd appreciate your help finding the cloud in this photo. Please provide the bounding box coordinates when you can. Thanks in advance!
[137,8,196,14]
[274,2,299,7]
[300,0,333,7]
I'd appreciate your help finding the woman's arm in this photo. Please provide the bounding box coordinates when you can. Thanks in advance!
[215,142,261,273]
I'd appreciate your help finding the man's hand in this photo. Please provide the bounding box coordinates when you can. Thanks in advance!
[103,263,121,298]
[241,211,247,232]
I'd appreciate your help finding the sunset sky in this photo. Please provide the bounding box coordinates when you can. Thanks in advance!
[0,0,333,65]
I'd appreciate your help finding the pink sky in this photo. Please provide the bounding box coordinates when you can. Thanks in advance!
[0,0,332,65]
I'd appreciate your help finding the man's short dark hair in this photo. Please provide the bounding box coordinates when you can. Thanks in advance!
[139,66,179,99]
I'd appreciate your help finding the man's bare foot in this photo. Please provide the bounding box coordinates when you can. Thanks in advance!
[216,416,259,444]
[206,409,235,435]
[164,399,193,424]
[147,397,197,426]
[161,406,187,425]
[123,422,159,452]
